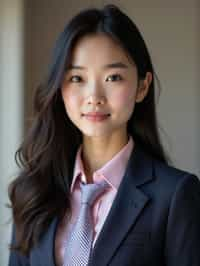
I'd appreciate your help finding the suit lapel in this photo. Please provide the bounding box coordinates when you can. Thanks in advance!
[89,144,154,266]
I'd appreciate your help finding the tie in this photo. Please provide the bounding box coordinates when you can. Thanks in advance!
[63,180,108,266]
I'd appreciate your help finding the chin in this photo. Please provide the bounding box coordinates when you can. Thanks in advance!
[81,129,114,138]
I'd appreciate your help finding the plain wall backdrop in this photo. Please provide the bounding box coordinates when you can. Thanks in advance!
[0,1,199,265]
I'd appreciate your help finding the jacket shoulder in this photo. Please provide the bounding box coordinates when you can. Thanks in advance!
[151,157,199,196]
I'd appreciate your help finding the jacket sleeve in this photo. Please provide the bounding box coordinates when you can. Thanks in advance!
[165,174,200,266]
[8,225,30,266]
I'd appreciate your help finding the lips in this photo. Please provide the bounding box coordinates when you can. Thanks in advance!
[82,112,110,121]
[83,112,110,117]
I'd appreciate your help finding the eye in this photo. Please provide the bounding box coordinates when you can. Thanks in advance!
[69,75,82,83]
[106,74,123,82]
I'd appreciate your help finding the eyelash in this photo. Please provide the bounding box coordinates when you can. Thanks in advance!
[68,74,123,83]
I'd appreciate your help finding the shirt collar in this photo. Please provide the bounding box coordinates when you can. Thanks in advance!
[70,136,134,193]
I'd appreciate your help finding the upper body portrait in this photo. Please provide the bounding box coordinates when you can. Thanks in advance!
[8,4,200,266]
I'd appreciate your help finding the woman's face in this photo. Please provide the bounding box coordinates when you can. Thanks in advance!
[61,33,151,139]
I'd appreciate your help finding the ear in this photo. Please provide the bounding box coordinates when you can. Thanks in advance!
[135,72,152,103]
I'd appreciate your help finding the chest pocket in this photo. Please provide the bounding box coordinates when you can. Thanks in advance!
[122,231,151,246]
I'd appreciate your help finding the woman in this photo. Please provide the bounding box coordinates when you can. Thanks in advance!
[8,4,200,266]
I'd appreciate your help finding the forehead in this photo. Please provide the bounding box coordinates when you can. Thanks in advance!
[70,33,132,64]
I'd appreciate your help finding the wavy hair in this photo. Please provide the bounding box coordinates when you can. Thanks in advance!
[8,4,168,255]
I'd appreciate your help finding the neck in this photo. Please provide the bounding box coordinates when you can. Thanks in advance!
[81,130,129,183]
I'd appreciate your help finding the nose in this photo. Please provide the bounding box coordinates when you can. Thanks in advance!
[87,82,106,106]
[87,95,106,105]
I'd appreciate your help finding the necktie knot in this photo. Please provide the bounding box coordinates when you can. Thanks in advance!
[80,180,108,207]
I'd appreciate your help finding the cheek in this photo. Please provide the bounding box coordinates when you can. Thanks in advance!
[62,90,80,111]
[111,88,136,109]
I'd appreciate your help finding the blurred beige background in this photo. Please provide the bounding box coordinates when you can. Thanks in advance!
[0,0,199,265]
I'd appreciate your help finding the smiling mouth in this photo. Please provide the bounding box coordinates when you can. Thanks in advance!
[82,113,110,122]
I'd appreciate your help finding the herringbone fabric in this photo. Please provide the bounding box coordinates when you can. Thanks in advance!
[63,180,108,266]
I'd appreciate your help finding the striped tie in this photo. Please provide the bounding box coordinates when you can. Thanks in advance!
[63,180,108,266]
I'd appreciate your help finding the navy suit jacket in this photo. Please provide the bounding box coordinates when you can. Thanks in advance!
[9,145,200,266]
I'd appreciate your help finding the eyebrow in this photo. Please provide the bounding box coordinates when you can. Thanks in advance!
[68,62,129,70]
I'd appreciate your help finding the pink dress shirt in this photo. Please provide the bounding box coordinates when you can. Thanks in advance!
[54,136,134,266]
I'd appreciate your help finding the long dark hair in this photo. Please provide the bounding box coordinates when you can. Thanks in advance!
[8,4,168,255]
